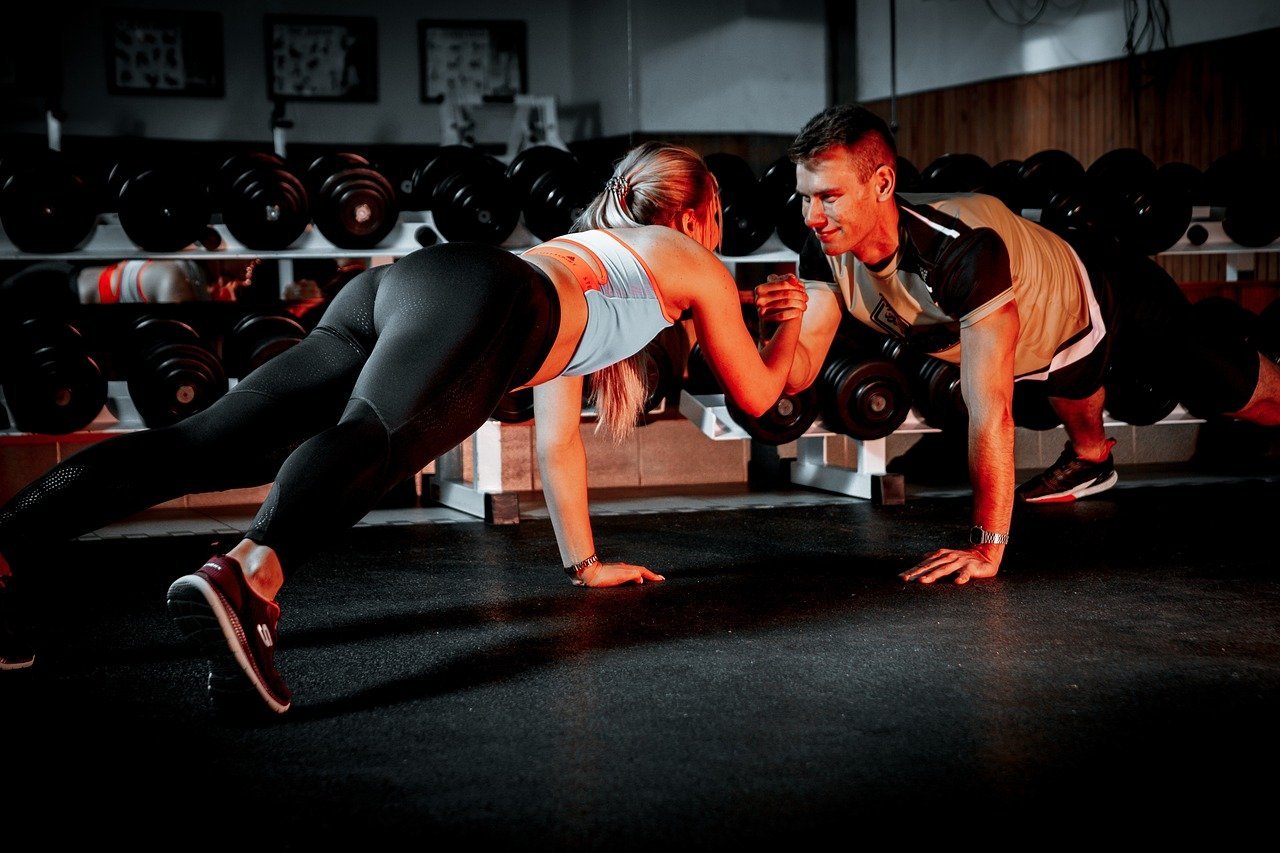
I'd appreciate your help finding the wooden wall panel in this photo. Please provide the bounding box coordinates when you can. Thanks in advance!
[863,28,1280,291]
[865,28,1279,171]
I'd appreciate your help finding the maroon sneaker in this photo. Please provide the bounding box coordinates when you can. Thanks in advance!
[166,555,291,714]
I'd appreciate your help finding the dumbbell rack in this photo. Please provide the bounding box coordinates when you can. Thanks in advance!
[677,390,905,504]
[0,211,541,265]
[3,208,1275,524]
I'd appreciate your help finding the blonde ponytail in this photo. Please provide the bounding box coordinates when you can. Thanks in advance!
[570,142,720,441]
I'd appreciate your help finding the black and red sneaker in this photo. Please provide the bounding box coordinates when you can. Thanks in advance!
[1016,440,1118,504]
[167,555,292,714]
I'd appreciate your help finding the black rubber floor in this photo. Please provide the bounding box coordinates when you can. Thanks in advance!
[6,473,1280,848]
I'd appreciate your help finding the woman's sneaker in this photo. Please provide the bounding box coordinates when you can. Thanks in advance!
[1017,440,1119,503]
[166,555,292,714]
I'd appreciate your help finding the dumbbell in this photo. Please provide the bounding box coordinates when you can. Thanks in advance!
[881,338,968,433]
[107,157,215,252]
[1202,150,1280,248]
[506,145,597,242]
[760,155,809,255]
[222,312,307,380]
[705,153,773,256]
[0,260,81,318]
[0,149,99,253]
[919,153,992,193]
[1082,148,1193,255]
[583,339,679,421]
[0,316,107,435]
[411,145,519,245]
[215,152,310,250]
[305,153,399,250]
[1186,294,1275,385]
[123,315,228,428]
[895,156,923,193]
[1016,149,1086,215]
[815,340,912,440]
[685,343,820,444]
[1103,367,1177,426]
[975,159,1025,212]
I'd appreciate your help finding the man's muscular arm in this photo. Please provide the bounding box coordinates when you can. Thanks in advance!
[900,300,1019,584]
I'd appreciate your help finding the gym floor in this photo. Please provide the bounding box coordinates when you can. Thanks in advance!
[5,455,1280,848]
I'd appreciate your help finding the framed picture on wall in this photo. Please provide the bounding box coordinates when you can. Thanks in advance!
[418,20,528,104]
[265,15,378,102]
[104,7,225,97]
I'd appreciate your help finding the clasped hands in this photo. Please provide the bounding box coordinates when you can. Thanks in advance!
[749,273,808,323]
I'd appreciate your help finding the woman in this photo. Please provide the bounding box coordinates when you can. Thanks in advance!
[0,142,808,713]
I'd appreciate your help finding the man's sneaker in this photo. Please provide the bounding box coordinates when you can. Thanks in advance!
[1017,440,1119,504]
[166,555,291,714]
[0,574,35,671]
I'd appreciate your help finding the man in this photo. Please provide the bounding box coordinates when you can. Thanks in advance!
[755,103,1280,585]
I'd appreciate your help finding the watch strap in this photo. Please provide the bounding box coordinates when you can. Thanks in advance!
[564,553,600,579]
[970,525,1010,545]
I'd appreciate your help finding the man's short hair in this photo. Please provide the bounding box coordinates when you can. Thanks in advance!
[789,104,898,180]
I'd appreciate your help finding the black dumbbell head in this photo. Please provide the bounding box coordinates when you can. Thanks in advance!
[1086,148,1158,195]
[432,169,520,245]
[0,260,81,320]
[218,152,310,250]
[524,165,595,242]
[124,316,226,428]
[895,156,923,193]
[759,155,798,208]
[507,145,579,199]
[224,312,306,378]
[717,186,773,256]
[725,385,821,445]
[411,145,502,212]
[128,315,202,357]
[920,153,992,193]
[116,166,214,252]
[1017,149,1085,211]
[310,156,399,249]
[2,317,107,434]
[975,159,1025,212]
[775,191,809,254]
[817,351,911,440]
[0,151,98,253]
[1103,368,1177,426]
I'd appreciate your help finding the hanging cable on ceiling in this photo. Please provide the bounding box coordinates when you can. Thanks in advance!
[1123,0,1174,154]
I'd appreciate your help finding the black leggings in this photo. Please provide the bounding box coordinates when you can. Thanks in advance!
[0,243,559,571]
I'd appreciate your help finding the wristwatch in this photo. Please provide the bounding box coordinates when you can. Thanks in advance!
[969,525,1010,546]
[564,553,600,582]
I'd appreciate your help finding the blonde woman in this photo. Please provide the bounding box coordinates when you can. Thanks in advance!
[0,142,813,714]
